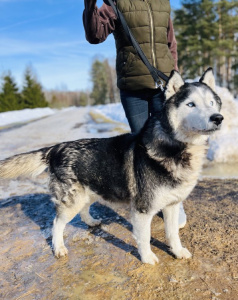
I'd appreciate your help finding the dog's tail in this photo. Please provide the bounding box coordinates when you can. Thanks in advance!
[0,148,50,179]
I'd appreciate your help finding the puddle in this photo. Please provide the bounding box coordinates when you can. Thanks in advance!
[202,163,238,179]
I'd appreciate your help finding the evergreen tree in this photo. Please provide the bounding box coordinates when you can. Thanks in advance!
[174,0,237,90]
[21,68,48,108]
[215,0,238,88]
[199,0,218,67]
[90,58,119,105]
[0,73,22,112]
[174,0,217,78]
[79,92,88,106]
[103,59,117,103]
[90,60,108,105]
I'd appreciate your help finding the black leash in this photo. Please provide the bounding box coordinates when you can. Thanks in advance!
[103,0,169,90]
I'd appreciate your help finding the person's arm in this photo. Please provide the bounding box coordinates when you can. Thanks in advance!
[167,18,178,71]
[83,0,117,44]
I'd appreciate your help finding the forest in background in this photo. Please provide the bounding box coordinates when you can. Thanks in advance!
[0,0,237,112]
[174,0,237,90]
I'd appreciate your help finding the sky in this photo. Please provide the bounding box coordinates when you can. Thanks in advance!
[0,0,181,91]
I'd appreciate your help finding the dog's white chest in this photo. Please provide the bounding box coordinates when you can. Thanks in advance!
[152,180,196,212]
[151,148,205,212]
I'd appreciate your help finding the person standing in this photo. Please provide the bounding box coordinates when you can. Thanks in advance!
[83,0,187,228]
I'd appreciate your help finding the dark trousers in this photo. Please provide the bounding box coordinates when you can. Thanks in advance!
[120,89,163,133]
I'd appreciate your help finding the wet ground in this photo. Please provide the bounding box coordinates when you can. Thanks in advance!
[0,109,238,299]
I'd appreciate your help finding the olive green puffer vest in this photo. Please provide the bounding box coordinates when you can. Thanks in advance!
[113,0,174,90]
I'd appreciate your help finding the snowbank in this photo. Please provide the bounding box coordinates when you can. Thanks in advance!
[0,107,56,127]
[90,103,129,125]
[208,87,238,163]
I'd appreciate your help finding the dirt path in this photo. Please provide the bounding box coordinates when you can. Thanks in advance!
[0,110,237,300]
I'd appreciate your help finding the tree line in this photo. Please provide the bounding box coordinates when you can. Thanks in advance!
[0,60,119,112]
[0,68,48,113]
[44,59,120,109]
[0,68,93,112]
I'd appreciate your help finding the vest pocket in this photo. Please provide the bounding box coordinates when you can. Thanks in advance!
[124,52,136,73]
[117,51,137,77]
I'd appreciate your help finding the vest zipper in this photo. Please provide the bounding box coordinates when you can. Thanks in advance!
[144,0,156,68]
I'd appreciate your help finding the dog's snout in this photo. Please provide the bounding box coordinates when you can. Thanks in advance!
[210,114,224,126]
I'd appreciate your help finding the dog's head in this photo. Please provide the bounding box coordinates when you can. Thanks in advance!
[164,68,223,144]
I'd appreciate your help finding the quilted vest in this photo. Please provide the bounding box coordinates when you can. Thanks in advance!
[113,0,174,90]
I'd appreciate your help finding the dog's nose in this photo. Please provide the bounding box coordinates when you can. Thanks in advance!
[210,114,224,126]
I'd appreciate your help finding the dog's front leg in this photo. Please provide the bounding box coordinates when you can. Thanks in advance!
[131,211,159,265]
[162,203,192,259]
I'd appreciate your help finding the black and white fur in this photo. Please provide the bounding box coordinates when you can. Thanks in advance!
[0,69,223,264]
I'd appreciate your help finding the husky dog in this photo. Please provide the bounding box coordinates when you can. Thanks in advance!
[0,68,223,265]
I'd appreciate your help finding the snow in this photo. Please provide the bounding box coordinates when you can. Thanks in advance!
[0,107,56,127]
[0,106,124,161]
[90,103,128,125]
[0,104,128,128]
[207,86,238,163]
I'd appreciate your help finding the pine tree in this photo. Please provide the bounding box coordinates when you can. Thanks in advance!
[21,68,48,108]
[103,59,117,103]
[90,58,119,105]
[90,60,108,105]
[174,0,238,90]
[79,92,88,106]
[215,0,238,88]
[0,73,22,112]
[199,0,218,68]
[174,0,217,78]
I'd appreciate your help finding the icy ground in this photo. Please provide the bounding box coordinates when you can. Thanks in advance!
[0,104,128,129]
[0,106,128,159]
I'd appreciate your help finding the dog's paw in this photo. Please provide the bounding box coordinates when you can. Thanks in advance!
[86,218,102,227]
[54,245,68,258]
[173,247,192,259]
[140,251,159,265]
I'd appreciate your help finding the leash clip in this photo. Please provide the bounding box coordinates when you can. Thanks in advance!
[155,80,164,91]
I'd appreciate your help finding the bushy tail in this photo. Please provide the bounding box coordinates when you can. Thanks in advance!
[0,150,48,179]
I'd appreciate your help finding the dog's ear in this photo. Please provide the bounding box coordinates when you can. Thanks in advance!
[199,67,216,91]
[164,70,184,100]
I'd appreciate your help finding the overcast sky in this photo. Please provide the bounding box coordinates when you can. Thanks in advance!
[0,0,181,91]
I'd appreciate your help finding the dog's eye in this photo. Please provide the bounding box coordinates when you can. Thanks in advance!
[210,101,214,106]
[187,102,195,107]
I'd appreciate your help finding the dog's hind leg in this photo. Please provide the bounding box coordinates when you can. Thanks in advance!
[51,183,101,257]
[51,181,90,258]
[162,203,192,259]
[52,204,76,258]
[80,199,102,227]
[131,210,159,265]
